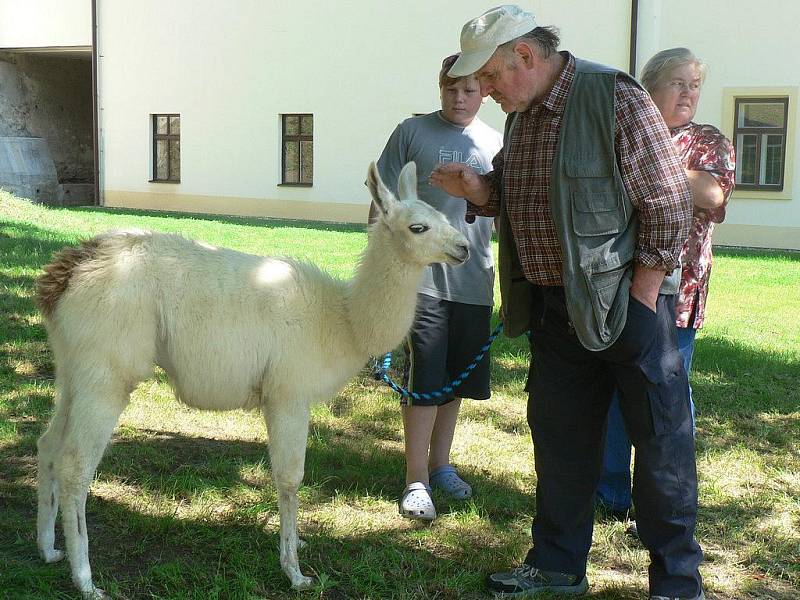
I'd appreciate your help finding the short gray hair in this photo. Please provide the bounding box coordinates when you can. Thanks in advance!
[499,25,561,61]
[640,47,707,93]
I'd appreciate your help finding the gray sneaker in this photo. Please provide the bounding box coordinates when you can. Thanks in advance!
[650,592,705,600]
[487,563,589,596]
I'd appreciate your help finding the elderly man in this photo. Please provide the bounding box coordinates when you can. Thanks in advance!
[430,5,703,600]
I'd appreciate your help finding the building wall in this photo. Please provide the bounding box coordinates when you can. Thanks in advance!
[97,0,631,222]
[0,0,91,48]
[638,0,800,249]
[11,0,794,247]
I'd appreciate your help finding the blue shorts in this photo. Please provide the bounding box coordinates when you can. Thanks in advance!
[401,293,492,406]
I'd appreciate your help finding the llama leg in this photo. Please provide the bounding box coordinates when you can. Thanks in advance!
[58,383,129,600]
[263,400,313,590]
[37,390,69,563]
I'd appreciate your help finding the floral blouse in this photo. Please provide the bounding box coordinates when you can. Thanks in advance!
[672,122,736,329]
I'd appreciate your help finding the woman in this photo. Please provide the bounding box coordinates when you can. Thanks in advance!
[597,47,736,524]
[369,54,502,521]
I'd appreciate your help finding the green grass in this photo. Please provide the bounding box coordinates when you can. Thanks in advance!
[1,192,798,599]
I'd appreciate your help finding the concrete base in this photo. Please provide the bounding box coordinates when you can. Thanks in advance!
[0,136,59,203]
[0,137,94,206]
[713,222,800,251]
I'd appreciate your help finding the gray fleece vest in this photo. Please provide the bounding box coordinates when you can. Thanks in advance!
[498,59,679,350]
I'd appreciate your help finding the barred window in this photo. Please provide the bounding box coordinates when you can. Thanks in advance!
[152,114,180,183]
[281,114,313,185]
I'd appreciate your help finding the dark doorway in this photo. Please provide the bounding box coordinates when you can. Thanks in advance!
[0,49,95,206]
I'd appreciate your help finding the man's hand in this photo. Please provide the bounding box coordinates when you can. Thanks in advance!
[429,163,491,206]
[630,263,667,313]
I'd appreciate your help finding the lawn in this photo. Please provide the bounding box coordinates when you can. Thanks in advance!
[1,193,798,599]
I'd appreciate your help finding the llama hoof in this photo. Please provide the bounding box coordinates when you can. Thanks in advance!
[81,586,109,600]
[291,575,315,590]
[41,548,65,563]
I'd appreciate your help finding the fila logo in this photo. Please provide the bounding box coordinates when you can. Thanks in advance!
[439,149,481,168]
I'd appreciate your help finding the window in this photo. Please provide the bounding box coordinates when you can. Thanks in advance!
[733,98,789,190]
[152,114,180,182]
[281,114,313,185]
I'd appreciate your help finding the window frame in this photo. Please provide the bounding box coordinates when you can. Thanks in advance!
[733,97,789,192]
[280,113,313,186]
[150,113,181,183]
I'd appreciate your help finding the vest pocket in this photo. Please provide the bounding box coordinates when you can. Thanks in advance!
[571,191,624,236]
[564,156,611,178]
[583,263,629,343]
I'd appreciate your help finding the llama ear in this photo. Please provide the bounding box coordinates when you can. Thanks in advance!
[367,162,396,215]
[397,161,418,202]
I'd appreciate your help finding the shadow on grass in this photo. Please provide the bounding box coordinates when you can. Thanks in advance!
[699,494,799,596]
[1,399,534,517]
[3,480,610,600]
[692,335,800,465]
[2,379,797,598]
[0,218,76,262]
[0,414,536,599]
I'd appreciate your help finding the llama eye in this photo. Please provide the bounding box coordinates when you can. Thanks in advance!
[409,224,430,234]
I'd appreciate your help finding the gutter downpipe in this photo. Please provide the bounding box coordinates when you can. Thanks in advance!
[629,0,639,77]
[91,0,100,205]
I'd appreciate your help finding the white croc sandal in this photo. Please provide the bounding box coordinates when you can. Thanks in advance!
[399,481,436,520]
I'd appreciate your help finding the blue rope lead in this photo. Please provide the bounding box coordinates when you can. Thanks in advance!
[373,322,504,402]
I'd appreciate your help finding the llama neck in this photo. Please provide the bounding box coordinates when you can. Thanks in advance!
[347,225,425,357]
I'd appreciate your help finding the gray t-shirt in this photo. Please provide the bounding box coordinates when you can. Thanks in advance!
[376,112,502,306]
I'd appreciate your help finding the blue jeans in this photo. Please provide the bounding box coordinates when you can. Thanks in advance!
[596,326,697,512]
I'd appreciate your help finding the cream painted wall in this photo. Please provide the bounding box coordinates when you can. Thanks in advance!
[0,0,90,48]
[530,0,630,70]
[643,0,800,248]
[98,0,508,216]
[97,0,631,220]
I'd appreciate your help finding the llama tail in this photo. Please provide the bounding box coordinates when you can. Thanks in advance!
[35,238,101,318]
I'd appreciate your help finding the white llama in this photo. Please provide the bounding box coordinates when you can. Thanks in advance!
[34,162,469,599]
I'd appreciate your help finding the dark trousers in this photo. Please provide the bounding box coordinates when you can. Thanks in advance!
[523,285,703,598]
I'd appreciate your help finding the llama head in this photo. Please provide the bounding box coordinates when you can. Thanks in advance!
[367,161,469,267]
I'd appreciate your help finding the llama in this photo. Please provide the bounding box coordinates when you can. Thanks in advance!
[34,161,469,599]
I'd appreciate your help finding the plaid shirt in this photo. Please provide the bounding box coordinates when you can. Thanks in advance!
[469,53,691,286]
